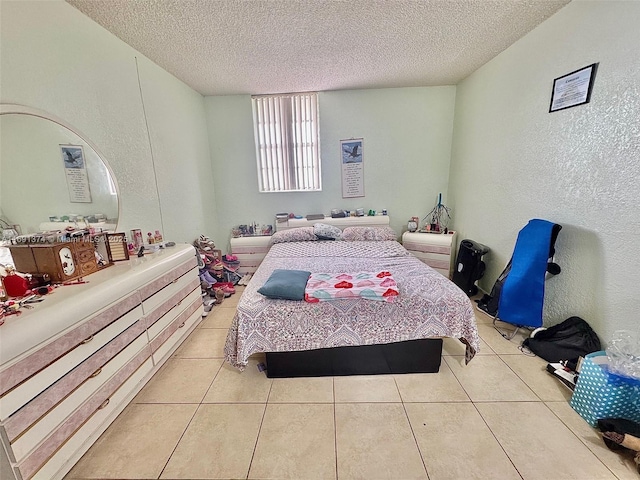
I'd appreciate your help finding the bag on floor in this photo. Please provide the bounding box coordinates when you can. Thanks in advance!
[522,316,601,362]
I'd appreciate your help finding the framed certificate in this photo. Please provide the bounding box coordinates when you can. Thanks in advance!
[549,63,598,113]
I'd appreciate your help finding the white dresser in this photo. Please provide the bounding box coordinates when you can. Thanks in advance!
[402,231,457,278]
[0,244,203,480]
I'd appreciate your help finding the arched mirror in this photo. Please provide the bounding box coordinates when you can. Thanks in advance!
[0,105,119,239]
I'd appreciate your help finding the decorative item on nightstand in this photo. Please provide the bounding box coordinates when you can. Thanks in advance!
[407,217,419,232]
[422,193,451,233]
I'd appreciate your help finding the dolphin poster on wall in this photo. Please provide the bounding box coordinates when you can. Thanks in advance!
[341,138,364,198]
[60,144,92,203]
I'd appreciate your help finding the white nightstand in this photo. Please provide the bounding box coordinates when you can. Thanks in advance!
[402,231,457,278]
[229,235,272,274]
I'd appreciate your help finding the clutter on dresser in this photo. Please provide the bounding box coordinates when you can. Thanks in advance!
[231,223,273,237]
[9,239,98,283]
[94,232,129,263]
[422,193,451,233]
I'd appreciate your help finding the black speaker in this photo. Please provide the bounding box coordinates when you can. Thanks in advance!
[452,239,489,296]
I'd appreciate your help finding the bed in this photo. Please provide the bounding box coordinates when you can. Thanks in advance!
[224,230,480,377]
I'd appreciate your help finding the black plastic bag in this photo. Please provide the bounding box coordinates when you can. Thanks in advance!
[522,316,601,362]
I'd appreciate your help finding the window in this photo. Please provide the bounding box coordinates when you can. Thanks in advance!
[252,92,321,192]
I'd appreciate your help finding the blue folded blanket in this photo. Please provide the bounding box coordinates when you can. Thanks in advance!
[498,219,556,328]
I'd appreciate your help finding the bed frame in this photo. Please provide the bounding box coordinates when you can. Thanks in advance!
[248,215,449,378]
[265,338,443,378]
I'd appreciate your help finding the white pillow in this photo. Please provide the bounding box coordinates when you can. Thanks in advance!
[313,223,342,240]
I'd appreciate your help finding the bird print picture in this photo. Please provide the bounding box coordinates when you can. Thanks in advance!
[340,138,365,198]
[60,144,92,203]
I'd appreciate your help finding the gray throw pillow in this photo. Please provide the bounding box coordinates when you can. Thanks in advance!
[257,269,311,300]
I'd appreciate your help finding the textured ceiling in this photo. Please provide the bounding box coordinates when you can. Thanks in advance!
[66,0,570,96]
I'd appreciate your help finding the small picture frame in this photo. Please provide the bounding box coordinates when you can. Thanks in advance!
[549,63,598,113]
[105,232,130,261]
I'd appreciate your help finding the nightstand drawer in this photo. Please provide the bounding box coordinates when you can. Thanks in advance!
[402,231,457,278]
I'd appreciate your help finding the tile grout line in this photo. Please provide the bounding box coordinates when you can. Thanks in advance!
[542,402,622,479]
[395,376,432,480]
[156,402,202,479]
[471,401,525,480]
[441,355,473,402]
[198,357,226,403]
[244,384,272,479]
[443,354,525,478]
[495,352,553,403]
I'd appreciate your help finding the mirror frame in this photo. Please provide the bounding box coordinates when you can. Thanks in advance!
[0,103,120,232]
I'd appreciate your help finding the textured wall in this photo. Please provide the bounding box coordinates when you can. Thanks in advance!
[448,1,640,344]
[0,1,212,243]
[135,58,217,243]
[205,87,456,251]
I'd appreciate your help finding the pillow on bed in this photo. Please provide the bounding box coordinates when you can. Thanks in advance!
[342,226,397,241]
[257,269,311,300]
[313,223,342,240]
[269,227,317,244]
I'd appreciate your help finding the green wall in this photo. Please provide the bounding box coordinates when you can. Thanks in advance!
[448,0,640,343]
[206,87,456,251]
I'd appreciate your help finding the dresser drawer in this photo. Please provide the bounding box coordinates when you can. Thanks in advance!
[8,332,149,462]
[138,257,197,302]
[16,349,153,480]
[141,266,199,315]
[0,292,142,396]
[143,279,200,334]
[146,287,202,341]
[0,305,143,421]
[150,300,203,364]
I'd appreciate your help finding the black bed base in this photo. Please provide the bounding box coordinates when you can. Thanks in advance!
[265,338,443,378]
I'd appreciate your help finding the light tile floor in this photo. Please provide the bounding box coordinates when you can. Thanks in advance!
[65,289,639,480]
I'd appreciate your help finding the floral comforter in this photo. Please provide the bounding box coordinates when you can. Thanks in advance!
[224,240,479,370]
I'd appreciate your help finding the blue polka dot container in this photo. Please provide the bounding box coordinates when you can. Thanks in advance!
[570,351,640,426]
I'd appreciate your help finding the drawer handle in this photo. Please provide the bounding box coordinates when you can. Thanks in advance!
[81,335,94,345]
[97,398,110,410]
[178,322,186,328]
[177,300,182,306]
[171,278,179,284]
[89,367,103,378]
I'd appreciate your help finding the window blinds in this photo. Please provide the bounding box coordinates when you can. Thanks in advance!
[252,93,321,192]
